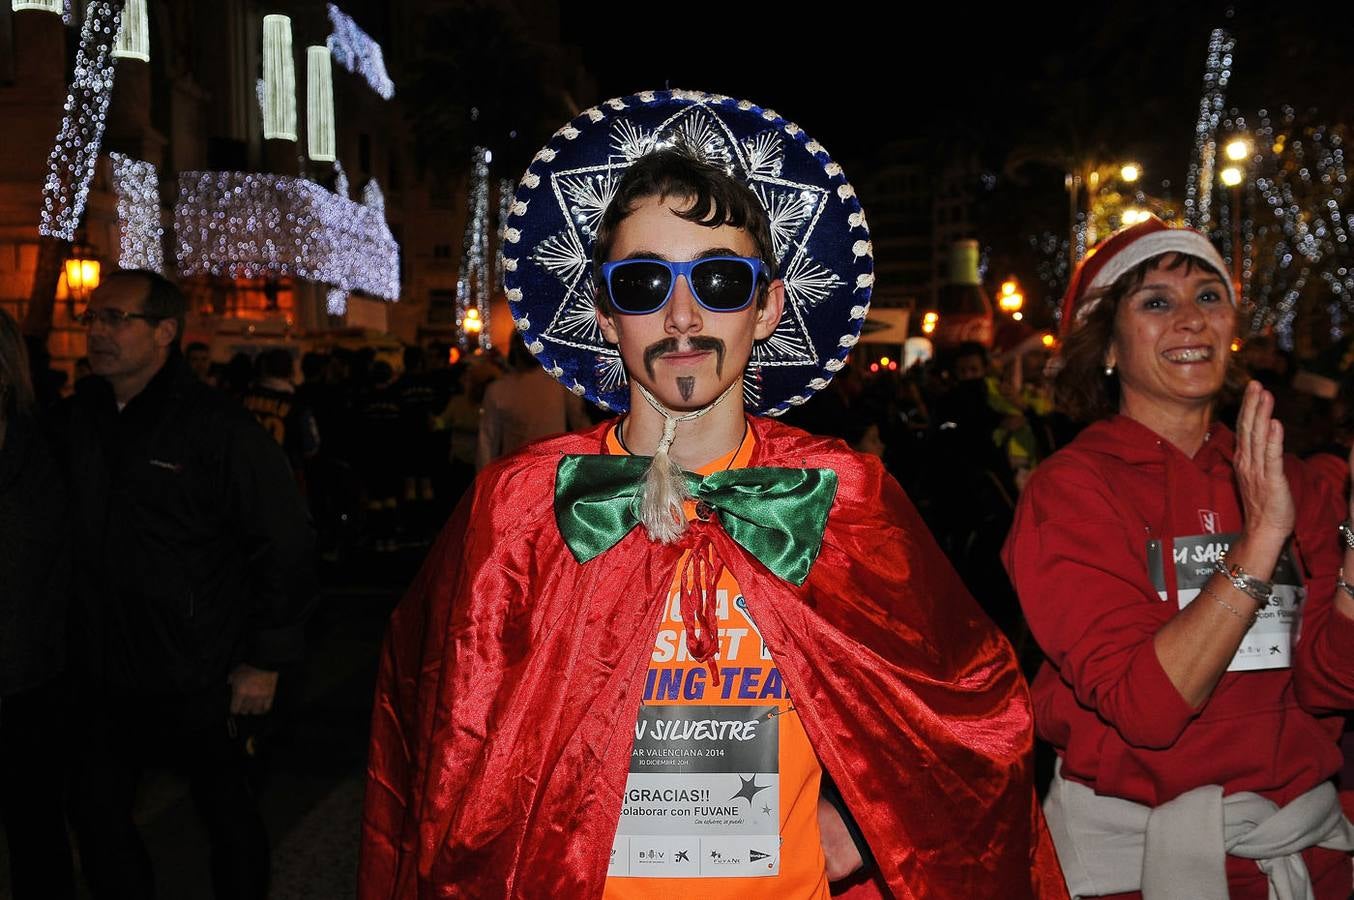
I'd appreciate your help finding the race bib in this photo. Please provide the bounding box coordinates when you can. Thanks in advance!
[608,704,781,878]
[1147,532,1304,672]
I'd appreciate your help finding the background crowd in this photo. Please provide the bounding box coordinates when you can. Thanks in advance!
[4,265,1354,897]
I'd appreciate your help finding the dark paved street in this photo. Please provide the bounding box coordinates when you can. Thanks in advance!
[0,553,419,900]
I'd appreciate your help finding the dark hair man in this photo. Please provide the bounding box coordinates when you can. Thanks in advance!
[186,340,212,382]
[242,347,320,471]
[359,94,1062,899]
[59,269,316,899]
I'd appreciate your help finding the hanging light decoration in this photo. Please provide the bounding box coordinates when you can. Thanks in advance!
[174,170,399,302]
[326,287,348,316]
[262,14,297,142]
[1240,108,1354,350]
[306,45,336,162]
[325,3,394,99]
[39,0,123,242]
[1183,28,1235,229]
[111,0,148,62]
[455,147,492,350]
[109,152,163,272]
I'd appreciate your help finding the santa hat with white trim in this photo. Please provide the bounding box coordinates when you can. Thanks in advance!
[1060,215,1233,333]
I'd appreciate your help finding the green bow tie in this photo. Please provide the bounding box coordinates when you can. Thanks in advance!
[553,455,838,586]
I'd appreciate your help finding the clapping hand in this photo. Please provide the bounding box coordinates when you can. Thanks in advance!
[1234,380,1294,545]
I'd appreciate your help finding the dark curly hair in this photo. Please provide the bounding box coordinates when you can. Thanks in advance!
[591,149,776,313]
[1056,252,1243,422]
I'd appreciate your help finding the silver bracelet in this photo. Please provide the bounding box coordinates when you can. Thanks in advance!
[1338,569,1354,600]
[1213,554,1274,607]
[1202,587,1258,624]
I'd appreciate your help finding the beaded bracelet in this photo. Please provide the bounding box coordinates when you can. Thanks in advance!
[1212,555,1274,607]
[1201,587,1258,624]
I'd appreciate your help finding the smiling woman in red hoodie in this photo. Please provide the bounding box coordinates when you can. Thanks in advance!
[1004,216,1354,899]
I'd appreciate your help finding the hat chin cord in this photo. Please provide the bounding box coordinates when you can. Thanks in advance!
[633,377,740,543]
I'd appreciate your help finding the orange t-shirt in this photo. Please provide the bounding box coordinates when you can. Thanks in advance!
[604,424,828,898]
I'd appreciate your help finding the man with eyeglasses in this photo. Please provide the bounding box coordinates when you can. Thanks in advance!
[361,93,1063,899]
[57,269,316,899]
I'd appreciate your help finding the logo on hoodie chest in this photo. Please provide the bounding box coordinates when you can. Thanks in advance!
[1198,508,1219,534]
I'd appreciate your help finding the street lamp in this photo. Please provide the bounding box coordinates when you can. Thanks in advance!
[62,240,101,317]
[462,306,483,339]
[1225,138,1251,163]
[1071,160,1148,261]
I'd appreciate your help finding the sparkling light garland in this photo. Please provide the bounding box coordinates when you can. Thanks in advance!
[109,152,163,272]
[306,45,336,162]
[455,147,491,349]
[325,3,394,100]
[111,0,148,62]
[262,14,297,142]
[1183,28,1235,229]
[1030,231,1072,323]
[1240,109,1354,350]
[326,287,348,316]
[332,159,349,198]
[174,171,400,302]
[361,177,384,214]
[39,0,123,241]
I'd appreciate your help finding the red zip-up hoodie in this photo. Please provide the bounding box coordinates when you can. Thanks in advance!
[1004,415,1354,895]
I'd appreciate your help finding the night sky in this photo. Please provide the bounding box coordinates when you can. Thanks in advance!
[560,3,1354,178]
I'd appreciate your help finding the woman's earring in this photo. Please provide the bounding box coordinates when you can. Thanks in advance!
[1104,364,1115,376]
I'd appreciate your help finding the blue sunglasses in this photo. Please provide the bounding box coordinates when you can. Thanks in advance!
[599,256,770,315]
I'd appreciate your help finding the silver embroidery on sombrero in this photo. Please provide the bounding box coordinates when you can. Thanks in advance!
[528,102,841,382]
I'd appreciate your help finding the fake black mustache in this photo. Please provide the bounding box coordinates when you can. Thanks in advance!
[642,336,726,379]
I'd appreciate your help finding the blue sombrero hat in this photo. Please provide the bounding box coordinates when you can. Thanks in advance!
[502,89,873,416]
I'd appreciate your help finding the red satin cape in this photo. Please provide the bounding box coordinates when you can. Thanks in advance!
[358,417,1066,899]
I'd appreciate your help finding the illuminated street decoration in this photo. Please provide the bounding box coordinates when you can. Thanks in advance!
[327,287,347,316]
[262,14,297,141]
[10,0,62,13]
[1183,28,1234,230]
[39,0,124,241]
[175,171,400,302]
[109,152,163,272]
[455,148,491,349]
[326,3,394,100]
[112,0,149,62]
[1237,111,1354,349]
[307,45,336,162]
[333,159,349,198]
[361,177,384,213]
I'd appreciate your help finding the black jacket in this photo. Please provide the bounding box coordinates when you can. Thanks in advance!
[0,413,69,696]
[57,353,317,694]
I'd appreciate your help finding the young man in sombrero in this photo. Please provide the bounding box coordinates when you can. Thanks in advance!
[358,91,1065,899]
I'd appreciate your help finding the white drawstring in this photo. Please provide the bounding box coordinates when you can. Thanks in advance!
[632,378,740,543]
